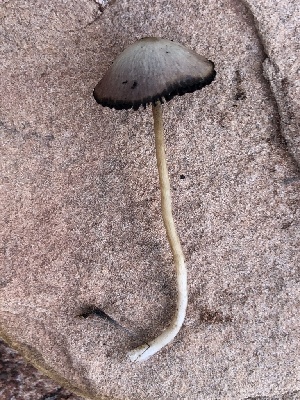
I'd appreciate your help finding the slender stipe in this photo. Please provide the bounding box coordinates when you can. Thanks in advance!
[128,102,188,362]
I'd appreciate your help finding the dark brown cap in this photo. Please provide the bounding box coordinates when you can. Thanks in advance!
[93,37,216,111]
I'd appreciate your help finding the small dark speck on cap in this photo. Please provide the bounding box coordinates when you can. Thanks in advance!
[131,81,138,89]
[122,80,128,84]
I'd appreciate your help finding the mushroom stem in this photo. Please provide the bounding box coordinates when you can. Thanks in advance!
[128,102,188,362]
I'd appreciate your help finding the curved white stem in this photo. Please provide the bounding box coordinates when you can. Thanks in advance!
[128,103,188,362]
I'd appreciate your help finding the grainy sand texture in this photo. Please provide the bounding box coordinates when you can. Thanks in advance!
[0,1,299,399]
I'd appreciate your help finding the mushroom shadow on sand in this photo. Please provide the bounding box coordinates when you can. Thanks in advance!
[93,37,216,362]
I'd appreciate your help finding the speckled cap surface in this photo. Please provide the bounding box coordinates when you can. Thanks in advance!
[93,37,216,110]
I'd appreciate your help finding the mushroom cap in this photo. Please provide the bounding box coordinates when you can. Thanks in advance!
[93,37,216,111]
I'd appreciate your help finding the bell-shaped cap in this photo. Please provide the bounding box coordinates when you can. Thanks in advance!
[93,37,216,110]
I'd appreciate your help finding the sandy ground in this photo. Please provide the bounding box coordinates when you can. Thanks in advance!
[0,0,299,399]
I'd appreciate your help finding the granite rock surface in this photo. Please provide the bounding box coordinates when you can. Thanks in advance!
[0,0,299,399]
[0,339,84,400]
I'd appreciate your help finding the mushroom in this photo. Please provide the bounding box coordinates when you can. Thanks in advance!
[93,37,216,361]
